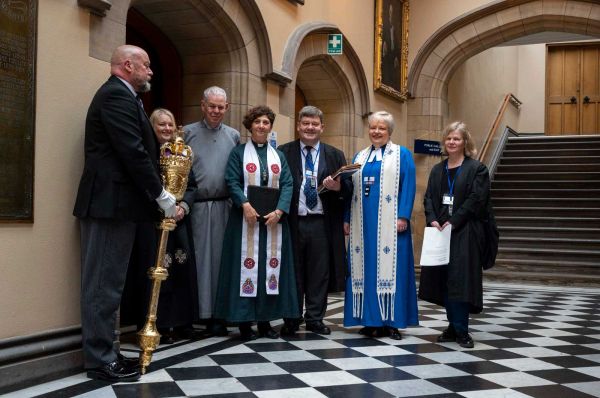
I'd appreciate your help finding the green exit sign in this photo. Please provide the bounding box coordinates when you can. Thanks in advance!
[327,34,343,55]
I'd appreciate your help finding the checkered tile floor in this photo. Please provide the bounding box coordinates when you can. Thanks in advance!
[6,283,600,398]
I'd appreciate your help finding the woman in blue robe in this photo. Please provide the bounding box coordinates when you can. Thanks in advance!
[343,111,419,339]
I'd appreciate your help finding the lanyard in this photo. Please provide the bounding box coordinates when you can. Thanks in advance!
[445,160,462,195]
[301,144,321,172]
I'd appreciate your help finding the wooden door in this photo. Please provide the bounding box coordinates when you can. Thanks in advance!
[546,44,600,135]
[581,46,600,134]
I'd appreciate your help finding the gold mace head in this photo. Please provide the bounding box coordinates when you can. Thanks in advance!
[159,126,193,201]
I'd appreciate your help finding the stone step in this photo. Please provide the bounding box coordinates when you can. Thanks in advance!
[494,206,600,217]
[495,164,600,173]
[497,246,600,262]
[491,188,600,198]
[502,148,600,157]
[484,268,600,286]
[492,197,599,207]
[508,134,600,143]
[500,236,600,251]
[495,216,600,228]
[494,172,600,181]
[498,226,600,239]
[499,156,600,165]
[504,141,600,150]
[491,180,600,189]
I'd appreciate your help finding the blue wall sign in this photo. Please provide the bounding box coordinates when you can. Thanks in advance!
[414,139,442,156]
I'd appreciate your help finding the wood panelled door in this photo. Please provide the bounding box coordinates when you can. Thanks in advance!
[546,44,600,135]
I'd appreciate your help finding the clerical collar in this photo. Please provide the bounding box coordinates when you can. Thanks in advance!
[201,119,222,131]
[252,140,266,148]
[368,144,386,162]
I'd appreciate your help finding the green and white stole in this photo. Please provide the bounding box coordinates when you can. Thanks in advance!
[349,141,400,321]
[240,142,283,297]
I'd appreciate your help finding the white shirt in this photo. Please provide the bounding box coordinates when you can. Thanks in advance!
[298,141,324,215]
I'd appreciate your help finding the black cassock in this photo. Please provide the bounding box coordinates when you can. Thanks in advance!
[419,157,491,314]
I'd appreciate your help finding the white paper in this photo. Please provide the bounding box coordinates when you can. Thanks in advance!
[420,226,451,266]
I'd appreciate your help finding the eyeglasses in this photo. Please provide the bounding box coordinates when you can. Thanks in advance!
[205,103,227,111]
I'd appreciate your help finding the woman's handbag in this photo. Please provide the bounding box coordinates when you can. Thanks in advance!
[482,200,499,270]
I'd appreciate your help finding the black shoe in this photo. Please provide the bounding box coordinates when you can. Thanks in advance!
[280,320,298,336]
[208,320,229,337]
[259,327,280,339]
[387,327,402,340]
[306,321,331,335]
[117,353,140,371]
[160,331,176,345]
[239,324,258,341]
[437,326,457,343]
[359,326,376,337]
[87,360,140,383]
[257,322,279,339]
[456,333,474,348]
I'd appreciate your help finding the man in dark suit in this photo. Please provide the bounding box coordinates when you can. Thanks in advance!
[73,45,176,382]
[278,106,351,335]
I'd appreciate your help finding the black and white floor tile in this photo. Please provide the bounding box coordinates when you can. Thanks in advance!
[5,283,600,398]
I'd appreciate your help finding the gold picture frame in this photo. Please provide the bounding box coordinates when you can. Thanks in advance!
[374,0,409,101]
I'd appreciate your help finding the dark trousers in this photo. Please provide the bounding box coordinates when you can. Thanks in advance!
[296,215,330,322]
[80,218,137,368]
[445,298,470,335]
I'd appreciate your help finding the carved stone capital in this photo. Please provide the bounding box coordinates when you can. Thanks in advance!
[78,0,112,17]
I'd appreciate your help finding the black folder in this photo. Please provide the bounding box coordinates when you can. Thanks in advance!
[247,185,280,221]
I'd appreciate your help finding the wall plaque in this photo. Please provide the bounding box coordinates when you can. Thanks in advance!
[0,0,37,222]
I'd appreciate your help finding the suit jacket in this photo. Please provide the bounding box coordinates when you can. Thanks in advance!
[278,140,351,292]
[73,75,163,221]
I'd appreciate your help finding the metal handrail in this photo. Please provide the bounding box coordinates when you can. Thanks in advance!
[479,93,522,162]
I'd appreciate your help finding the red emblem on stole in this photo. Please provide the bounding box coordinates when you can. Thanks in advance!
[244,258,256,269]
[246,163,257,173]
[269,258,279,268]
[270,164,280,174]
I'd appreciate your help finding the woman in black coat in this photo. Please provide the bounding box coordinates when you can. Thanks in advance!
[419,121,492,348]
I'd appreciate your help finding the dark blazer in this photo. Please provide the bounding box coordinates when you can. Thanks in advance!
[419,157,491,313]
[278,140,351,292]
[73,75,163,221]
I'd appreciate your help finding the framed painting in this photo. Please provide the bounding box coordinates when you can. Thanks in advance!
[374,0,409,101]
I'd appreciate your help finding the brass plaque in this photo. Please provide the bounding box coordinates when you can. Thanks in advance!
[0,0,37,221]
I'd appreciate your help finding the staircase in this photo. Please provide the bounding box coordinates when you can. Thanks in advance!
[486,134,600,285]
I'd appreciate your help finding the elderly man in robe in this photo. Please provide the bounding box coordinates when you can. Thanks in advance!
[184,86,240,336]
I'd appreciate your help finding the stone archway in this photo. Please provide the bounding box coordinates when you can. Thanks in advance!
[278,23,371,157]
[406,0,600,255]
[81,0,273,132]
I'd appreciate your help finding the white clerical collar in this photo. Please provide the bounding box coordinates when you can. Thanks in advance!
[368,145,385,162]
[115,76,137,98]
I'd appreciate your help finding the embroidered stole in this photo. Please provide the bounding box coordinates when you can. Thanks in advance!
[349,142,400,320]
[240,143,283,297]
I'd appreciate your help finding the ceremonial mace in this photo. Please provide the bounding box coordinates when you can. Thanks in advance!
[137,128,193,374]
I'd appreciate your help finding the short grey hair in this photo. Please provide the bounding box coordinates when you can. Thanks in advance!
[203,86,227,102]
[298,105,324,124]
[368,111,395,134]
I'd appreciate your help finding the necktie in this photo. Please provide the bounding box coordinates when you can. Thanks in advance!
[304,146,317,209]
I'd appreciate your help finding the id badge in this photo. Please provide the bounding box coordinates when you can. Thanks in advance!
[442,193,454,205]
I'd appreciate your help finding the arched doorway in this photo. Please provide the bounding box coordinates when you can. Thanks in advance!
[295,55,356,155]
[126,8,182,122]
[282,24,371,158]
[406,0,600,254]
[85,0,273,134]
